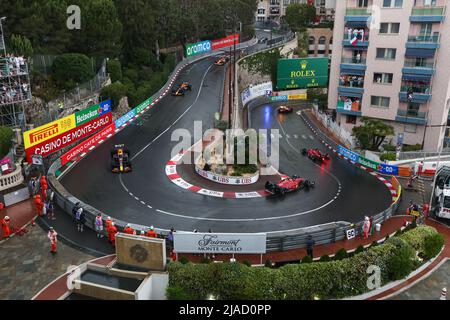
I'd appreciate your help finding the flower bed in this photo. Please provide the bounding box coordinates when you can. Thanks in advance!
[166,225,444,300]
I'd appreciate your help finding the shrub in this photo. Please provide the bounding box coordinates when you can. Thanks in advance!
[370,240,379,248]
[200,257,211,264]
[264,260,273,268]
[242,260,252,267]
[302,255,313,264]
[100,81,128,110]
[399,226,438,255]
[52,53,95,90]
[382,145,396,152]
[355,245,365,254]
[423,233,445,260]
[334,248,348,260]
[380,152,396,162]
[0,126,13,158]
[107,59,122,82]
[402,144,422,152]
[166,286,195,300]
[319,255,331,262]
[385,237,415,280]
[178,256,189,265]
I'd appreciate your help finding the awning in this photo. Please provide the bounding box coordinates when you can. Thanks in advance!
[345,21,370,28]
[405,48,435,58]
[340,69,366,76]
[402,74,432,81]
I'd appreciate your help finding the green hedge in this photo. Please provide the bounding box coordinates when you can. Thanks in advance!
[167,226,443,300]
[0,126,13,158]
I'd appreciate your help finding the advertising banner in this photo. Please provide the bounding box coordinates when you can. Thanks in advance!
[174,232,267,254]
[338,145,399,176]
[185,40,212,58]
[211,34,240,50]
[26,113,112,162]
[24,115,76,150]
[338,145,360,163]
[241,82,273,105]
[60,123,115,166]
[115,109,137,128]
[135,98,152,115]
[277,58,329,90]
[75,100,111,126]
[195,166,259,185]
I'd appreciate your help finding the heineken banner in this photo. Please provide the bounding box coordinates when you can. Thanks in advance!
[277,58,329,90]
[338,145,399,176]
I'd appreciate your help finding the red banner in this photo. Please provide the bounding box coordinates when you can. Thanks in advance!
[26,113,112,162]
[60,123,115,166]
[211,34,240,51]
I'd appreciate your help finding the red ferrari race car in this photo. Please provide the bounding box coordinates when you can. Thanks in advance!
[302,148,330,164]
[214,56,230,66]
[265,175,315,196]
[277,106,293,114]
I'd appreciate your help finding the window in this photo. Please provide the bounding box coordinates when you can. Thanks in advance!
[383,0,403,7]
[309,36,315,45]
[373,73,393,84]
[319,36,326,45]
[257,9,265,14]
[380,23,400,34]
[358,0,368,7]
[371,96,390,108]
[405,124,417,133]
[346,115,357,124]
[376,48,396,60]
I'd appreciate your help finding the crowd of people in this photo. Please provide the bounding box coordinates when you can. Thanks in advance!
[0,80,30,104]
[339,75,364,88]
[0,54,28,78]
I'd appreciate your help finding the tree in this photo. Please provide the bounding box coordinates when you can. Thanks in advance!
[285,3,316,31]
[107,59,123,83]
[100,81,128,111]
[352,117,395,151]
[51,53,95,90]
[0,126,13,158]
[9,34,34,58]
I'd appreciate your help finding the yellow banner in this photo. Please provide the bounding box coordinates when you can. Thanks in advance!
[24,115,76,149]
[288,94,308,100]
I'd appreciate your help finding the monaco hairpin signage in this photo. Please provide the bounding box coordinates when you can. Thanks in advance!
[174,232,267,254]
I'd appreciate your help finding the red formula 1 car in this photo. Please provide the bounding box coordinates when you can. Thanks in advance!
[277,106,293,114]
[302,148,330,164]
[265,175,315,196]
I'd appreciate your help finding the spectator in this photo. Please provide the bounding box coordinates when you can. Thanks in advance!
[1,216,12,239]
[48,227,58,255]
[108,222,118,246]
[146,226,157,238]
[94,213,104,239]
[47,201,55,220]
[167,227,175,250]
[123,224,135,235]
[306,235,315,259]
[74,206,85,232]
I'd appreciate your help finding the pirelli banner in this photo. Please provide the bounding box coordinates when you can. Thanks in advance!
[24,100,112,162]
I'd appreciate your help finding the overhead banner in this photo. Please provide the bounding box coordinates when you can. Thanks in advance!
[60,123,115,166]
[26,113,112,162]
[174,232,267,254]
[185,40,212,58]
[23,100,112,150]
[337,145,399,176]
[212,34,240,50]
[277,58,329,90]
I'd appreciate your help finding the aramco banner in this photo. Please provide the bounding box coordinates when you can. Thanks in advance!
[174,232,267,254]
[185,34,240,58]
[277,58,329,90]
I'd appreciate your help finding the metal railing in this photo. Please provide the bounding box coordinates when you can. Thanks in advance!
[404,60,435,68]
[401,84,432,94]
[407,34,440,43]
[343,34,369,41]
[397,109,427,119]
[346,8,371,15]
[411,6,446,15]
[341,57,367,64]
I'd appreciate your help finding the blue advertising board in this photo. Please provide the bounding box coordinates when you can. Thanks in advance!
[338,145,360,163]
[115,109,137,128]
[379,164,399,176]
[99,100,112,114]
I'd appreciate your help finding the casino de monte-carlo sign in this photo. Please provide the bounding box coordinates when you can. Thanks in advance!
[173,232,267,254]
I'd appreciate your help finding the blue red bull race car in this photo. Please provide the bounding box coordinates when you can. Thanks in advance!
[111,144,132,173]
[265,175,315,196]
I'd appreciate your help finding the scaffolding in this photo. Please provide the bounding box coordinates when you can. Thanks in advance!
[0,18,31,128]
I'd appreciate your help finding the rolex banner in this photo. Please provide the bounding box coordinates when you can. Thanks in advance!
[277,58,329,90]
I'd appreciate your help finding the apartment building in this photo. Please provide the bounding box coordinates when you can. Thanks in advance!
[255,0,336,24]
[328,0,450,152]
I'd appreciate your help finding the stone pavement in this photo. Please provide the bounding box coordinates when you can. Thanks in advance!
[0,223,94,300]
[389,260,450,300]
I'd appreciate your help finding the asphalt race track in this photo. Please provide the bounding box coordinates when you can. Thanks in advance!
[61,52,392,234]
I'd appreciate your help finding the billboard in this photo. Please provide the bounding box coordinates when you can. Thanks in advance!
[212,34,240,50]
[241,82,273,106]
[185,40,212,58]
[115,109,137,128]
[23,100,111,150]
[26,113,112,162]
[174,232,267,254]
[60,123,115,166]
[277,58,329,90]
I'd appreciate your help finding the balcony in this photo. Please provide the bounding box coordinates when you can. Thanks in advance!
[338,78,364,98]
[340,57,367,75]
[406,34,440,49]
[399,84,432,104]
[395,109,428,125]
[337,99,362,117]
[402,60,435,78]
[342,33,369,48]
[345,7,371,24]
[410,7,446,22]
